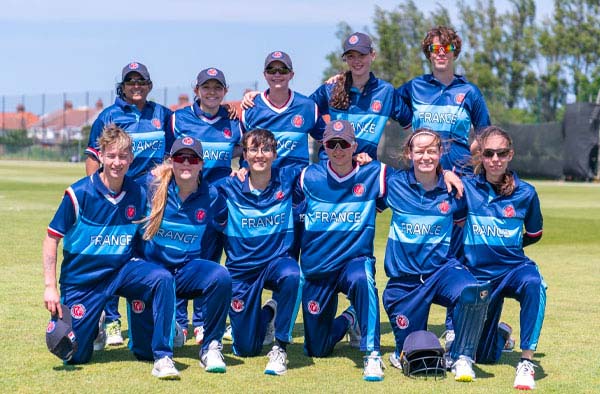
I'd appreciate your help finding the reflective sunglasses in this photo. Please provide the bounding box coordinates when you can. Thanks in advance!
[246,146,275,155]
[324,139,352,150]
[428,44,456,54]
[482,148,511,158]
[123,79,150,86]
[265,67,291,75]
[172,154,201,164]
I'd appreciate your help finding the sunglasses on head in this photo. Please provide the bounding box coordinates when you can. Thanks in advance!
[428,44,456,54]
[324,139,352,150]
[123,79,150,86]
[482,148,511,158]
[265,67,291,75]
[172,154,201,164]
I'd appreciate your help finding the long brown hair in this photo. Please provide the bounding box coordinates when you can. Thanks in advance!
[329,70,353,110]
[473,126,516,196]
[138,163,173,240]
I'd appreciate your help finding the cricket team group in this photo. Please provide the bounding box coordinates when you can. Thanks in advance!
[42,26,545,390]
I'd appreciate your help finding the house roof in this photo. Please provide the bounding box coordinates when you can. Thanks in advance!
[30,100,103,130]
[0,105,39,130]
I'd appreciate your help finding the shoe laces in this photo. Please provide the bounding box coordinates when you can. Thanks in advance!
[267,346,286,363]
[364,352,384,370]
[517,360,535,376]
[106,321,121,336]
[157,356,176,369]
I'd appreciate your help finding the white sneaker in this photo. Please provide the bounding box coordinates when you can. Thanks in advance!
[498,322,516,352]
[441,329,455,352]
[262,299,277,346]
[194,326,204,345]
[514,359,536,390]
[264,345,287,376]
[388,352,402,369]
[223,325,233,341]
[452,355,475,382]
[342,307,361,348]
[173,322,186,348]
[200,340,226,373]
[363,351,385,381]
[152,356,180,380]
[93,311,107,351]
[105,320,124,346]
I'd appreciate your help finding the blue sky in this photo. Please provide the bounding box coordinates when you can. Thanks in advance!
[1,0,550,113]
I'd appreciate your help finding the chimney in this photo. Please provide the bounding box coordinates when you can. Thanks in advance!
[95,98,104,110]
[16,104,25,113]
[64,100,73,110]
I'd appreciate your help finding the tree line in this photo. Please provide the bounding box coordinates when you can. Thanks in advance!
[323,0,600,124]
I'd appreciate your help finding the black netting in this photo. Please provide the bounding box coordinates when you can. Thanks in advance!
[562,103,599,180]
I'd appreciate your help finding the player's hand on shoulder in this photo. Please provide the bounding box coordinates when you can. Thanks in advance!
[241,90,260,110]
[231,167,248,181]
[354,152,373,166]
[443,170,463,198]
[325,73,342,85]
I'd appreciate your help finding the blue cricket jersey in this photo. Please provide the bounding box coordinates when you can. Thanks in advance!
[241,90,324,170]
[462,172,543,281]
[298,160,388,279]
[172,102,242,184]
[395,74,490,172]
[47,172,146,286]
[311,72,401,160]
[383,169,466,278]
[217,167,301,280]
[86,97,174,180]
[138,176,227,267]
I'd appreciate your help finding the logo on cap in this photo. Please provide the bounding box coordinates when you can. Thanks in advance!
[292,115,304,128]
[438,201,450,214]
[131,300,145,314]
[68,331,76,342]
[333,121,344,132]
[126,205,136,220]
[348,35,359,45]
[396,314,410,329]
[207,68,218,76]
[71,304,86,319]
[129,62,140,70]
[196,209,206,222]
[307,300,320,314]
[352,183,365,197]
[46,321,56,333]
[152,118,161,129]
[503,205,515,218]
[371,100,382,113]
[223,128,232,138]
[182,136,194,146]
[272,51,283,59]
[231,299,244,312]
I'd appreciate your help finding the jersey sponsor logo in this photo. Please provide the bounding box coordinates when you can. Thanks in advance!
[277,139,299,151]
[46,321,56,333]
[203,149,231,161]
[418,112,459,125]
[231,299,244,312]
[291,114,304,128]
[132,139,162,153]
[398,222,443,236]
[152,118,162,129]
[207,68,218,76]
[307,300,320,314]
[223,128,232,139]
[348,35,359,45]
[128,62,140,70]
[131,300,145,314]
[196,209,206,223]
[241,213,287,228]
[351,120,377,134]
[182,136,194,146]
[333,120,344,131]
[276,190,285,200]
[455,93,466,104]
[90,234,133,246]
[309,211,362,223]
[71,304,86,319]
[271,51,283,59]
[503,205,516,218]
[438,200,450,214]
[395,314,409,330]
[371,100,382,113]
[470,223,510,238]
[126,205,136,220]
[156,229,199,244]
[352,183,365,197]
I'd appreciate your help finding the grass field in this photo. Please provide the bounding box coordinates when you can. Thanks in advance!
[1,160,599,393]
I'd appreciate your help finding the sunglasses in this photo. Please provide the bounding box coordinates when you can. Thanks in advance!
[265,67,291,75]
[482,148,511,158]
[123,79,150,86]
[245,146,275,155]
[172,154,201,164]
[324,139,352,150]
[428,44,456,54]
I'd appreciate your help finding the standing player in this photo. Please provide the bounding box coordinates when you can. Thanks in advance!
[135,136,231,373]
[217,129,302,376]
[85,61,174,346]
[43,125,179,379]
[171,67,242,345]
[297,120,386,381]
[462,126,545,390]
[381,129,490,382]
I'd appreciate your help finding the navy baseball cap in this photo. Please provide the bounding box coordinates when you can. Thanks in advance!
[122,61,151,81]
[46,304,78,361]
[264,51,293,70]
[196,67,227,87]
[343,32,373,56]
[170,136,203,157]
[323,120,356,144]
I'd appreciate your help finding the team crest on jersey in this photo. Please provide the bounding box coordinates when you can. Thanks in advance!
[438,200,450,214]
[196,209,207,222]
[46,321,56,333]
[503,205,516,218]
[131,300,145,313]
[207,68,218,76]
[231,299,244,312]
[371,100,382,113]
[348,35,359,45]
[126,205,136,220]
[128,62,140,70]
[292,114,304,128]
[70,304,86,319]
[307,300,320,315]
[182,136,194,146]
[455,93,466,104]
[333,121,344,131]
[152,118,161,129]
[352,183,365,197]
[395,314,409,329]
[223,128,232,139]
[480,290,489,300]
[276,190,285,200]
[271,51,283,59]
